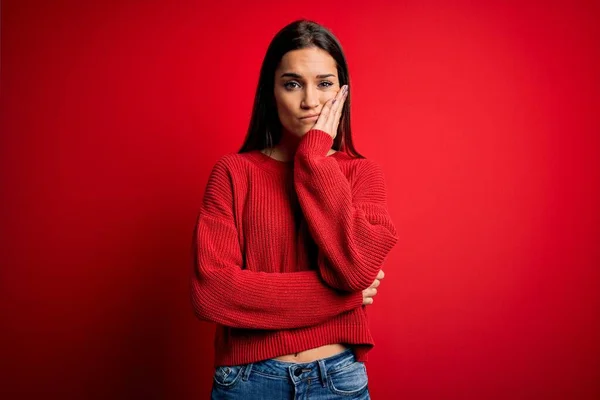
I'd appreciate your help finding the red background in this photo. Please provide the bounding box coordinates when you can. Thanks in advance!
[1,1,599,399]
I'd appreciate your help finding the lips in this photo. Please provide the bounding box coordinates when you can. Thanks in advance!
[300,114,319,119]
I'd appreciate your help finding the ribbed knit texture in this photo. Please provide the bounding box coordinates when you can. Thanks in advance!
[191,128,399,367]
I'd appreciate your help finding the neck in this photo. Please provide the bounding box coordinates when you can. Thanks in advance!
[272,128,302,161]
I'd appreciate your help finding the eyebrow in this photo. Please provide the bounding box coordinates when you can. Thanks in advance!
[280,72,336,79]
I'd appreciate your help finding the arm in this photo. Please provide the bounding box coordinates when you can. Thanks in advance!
[190,156,363,330]
[294,129,399,292]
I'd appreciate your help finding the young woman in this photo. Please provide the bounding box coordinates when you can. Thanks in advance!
[191,19,398,399]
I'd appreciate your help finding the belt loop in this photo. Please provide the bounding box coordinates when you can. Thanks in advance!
[242,363,253,381]
[317,359,327,388]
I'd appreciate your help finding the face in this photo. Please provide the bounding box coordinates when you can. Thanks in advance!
[274,47,341,138]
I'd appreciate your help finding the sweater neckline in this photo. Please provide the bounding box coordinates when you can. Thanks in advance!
[246,149,346,173]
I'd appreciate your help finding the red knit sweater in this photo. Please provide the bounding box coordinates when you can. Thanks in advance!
[191,128,398,367]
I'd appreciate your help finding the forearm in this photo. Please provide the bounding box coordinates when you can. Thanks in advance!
[294,129,399,291]
[191,213,364,330]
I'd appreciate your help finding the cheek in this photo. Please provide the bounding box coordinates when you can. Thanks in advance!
[323,91,338,104]
[276,98,296,119]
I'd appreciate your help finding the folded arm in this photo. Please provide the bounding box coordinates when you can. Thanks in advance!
[294,129,399,292]
[190,156,363,330]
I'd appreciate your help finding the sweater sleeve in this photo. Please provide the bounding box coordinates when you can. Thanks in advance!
[190,156,364,330]
[294,129,399,292]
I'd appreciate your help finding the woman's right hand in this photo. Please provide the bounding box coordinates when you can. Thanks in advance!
[363,270,384,305]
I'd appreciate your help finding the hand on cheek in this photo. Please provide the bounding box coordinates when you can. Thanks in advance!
[311,84,348,140]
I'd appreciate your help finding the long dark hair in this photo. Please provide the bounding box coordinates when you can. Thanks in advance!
[238,19,364,159]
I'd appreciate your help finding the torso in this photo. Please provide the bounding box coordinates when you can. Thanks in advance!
[260,146,344,363]
[260,147,337,161]
[272,343,349,363]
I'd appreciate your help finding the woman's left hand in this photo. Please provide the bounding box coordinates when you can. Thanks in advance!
[311,84,348,140]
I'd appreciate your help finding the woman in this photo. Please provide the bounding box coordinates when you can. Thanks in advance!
[191,19,398,399]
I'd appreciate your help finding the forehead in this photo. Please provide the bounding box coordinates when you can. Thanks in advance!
[277,47,337,75]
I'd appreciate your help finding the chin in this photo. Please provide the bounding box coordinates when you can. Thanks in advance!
[298,124,315,134]
[298,128,312,137]
[282,125,308,138]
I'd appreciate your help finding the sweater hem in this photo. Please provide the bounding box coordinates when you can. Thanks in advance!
[212,310,374,367]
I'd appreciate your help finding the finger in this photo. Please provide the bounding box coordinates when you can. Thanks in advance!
[371,279,381,288]
[330,94,345,135]
[327,85,347,126]
[334,85,348,120]
[315,86,346,134]
[377,270,385,280]
[362,287,377,299]
[319,86,343,129]
[313,97,335,131]
[329,85,345,111]
[333,88,348,135]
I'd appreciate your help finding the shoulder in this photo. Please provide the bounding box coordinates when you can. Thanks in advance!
[335,153,385,181]
[205,152,253,182]
[357,157,386,183]
[210,152,244,172]
[201,153,244,217]
[202,152,244,196]
[336,154,390,202]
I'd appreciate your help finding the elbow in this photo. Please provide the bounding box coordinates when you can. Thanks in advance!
[190,280,215,323]
[190,291,208,321]
[342,274,378,292]
[320,268,375,292]
[318,252,385,292]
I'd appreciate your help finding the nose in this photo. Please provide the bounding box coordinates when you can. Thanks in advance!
[301,86,319,109]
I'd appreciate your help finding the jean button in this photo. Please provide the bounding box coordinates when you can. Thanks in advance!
[294,368,302,376]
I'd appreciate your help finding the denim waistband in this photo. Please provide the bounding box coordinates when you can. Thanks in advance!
[238,347,358,387]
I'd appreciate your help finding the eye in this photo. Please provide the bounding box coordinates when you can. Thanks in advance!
[283,80,336,90]
[284,81,300,90]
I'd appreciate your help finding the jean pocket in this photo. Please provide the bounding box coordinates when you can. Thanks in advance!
[327,361,369,396]
[213,364,245,389]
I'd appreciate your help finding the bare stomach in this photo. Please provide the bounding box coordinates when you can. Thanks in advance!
[272,343,349,363]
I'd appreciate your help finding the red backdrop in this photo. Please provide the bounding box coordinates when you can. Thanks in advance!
[1,1,599,399]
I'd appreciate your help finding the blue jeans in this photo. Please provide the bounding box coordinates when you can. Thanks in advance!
[211,348,370,399]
